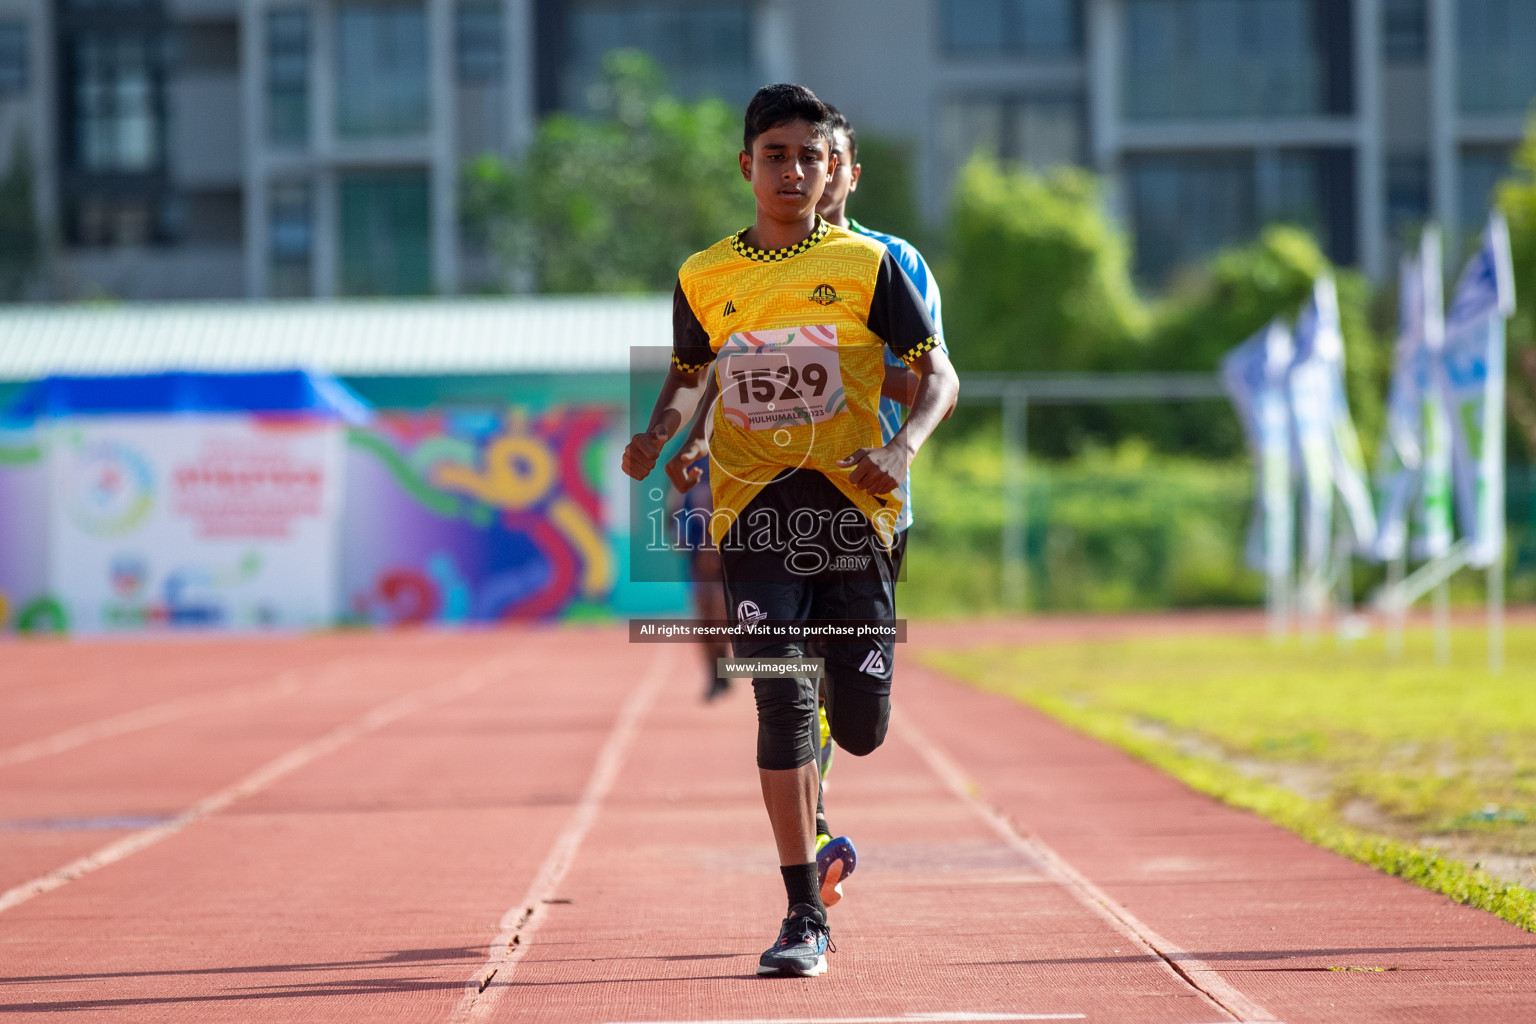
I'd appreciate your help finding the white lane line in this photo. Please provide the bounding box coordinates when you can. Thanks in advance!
[448,645,674,1023]
[0,655,511,916]
[0,667,323,769]
[895,711,1283,1024]
[601,1015,1086,1024]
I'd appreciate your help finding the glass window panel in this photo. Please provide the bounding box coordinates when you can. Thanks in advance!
[74,32,162,173]
[269,180,312,298]
[942,0,1007,52]
[564,3,754,109]
[941,0,1080,56]
[1009,98,1082,168]
[340,171,432,295]
[1127,153,1255,284]
[457,1,502,83]
[1125,0,1322,119]
[1460,147,1512,233]
[1383,0,1426,62]
[1016,0,1078,55]
[1386,155,1429,239]
[267,9,308,146]
[0,22,27,95]
[336,4,429,138]
[1459,0,1536,113]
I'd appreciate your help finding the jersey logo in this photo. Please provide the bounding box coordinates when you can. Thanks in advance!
[858,649,887,676]
[737,599,768,626]
[808,284,838,306]
[723,299,737,316]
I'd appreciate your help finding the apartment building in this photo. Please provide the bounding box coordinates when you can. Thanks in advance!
[0,0,1530,300]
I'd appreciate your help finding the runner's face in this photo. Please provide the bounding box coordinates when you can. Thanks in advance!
[741,121,835,224]
[816,129,860,220]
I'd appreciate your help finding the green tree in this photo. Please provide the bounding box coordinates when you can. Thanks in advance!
[463,51,751,293]
[0,136,40,301]
[846,135,922,248]
[945,157,1147,375]
[1497,118,1536,460]
[1145,226,1384,454]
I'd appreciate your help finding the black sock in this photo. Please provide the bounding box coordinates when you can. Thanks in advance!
[816,813,831,839]
[780,863,825,921]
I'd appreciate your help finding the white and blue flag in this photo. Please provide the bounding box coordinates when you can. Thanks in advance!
[1437,214,1516,568]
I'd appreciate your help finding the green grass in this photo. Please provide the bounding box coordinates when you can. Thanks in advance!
[925,625,1536,932]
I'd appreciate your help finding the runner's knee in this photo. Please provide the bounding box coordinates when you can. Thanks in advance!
[753,672,819,771]
[826,687,889,757]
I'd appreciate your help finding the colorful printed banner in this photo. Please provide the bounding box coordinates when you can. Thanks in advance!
[47,416,344,632]
[1438,214,1516,568]
[341,407,616,625]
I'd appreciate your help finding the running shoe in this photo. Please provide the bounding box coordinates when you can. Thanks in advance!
[817,702,834,782]
[816,835,856,907]
[757,904,832,977]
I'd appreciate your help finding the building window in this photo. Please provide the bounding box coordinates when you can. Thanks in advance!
[1386,155,1430,241]
[267,9,309,146]
[269,181,313,298]
[337,4,429,138]
[562,1,754,110]
[1458,0,1536,115]
[937,94,1083,192]
[0,23,27,96]
[1383,0,1426,63]
[340,171,431,295]
[1460,146,1513,233]
[939,0,1081,58]
[457,1,502,84]
[71,32,165,173]
[1124,0,1350,120]
[1126,148,1354,285]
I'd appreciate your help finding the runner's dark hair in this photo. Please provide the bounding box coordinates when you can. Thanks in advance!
[825,105,857,162]
[743,83,834,153]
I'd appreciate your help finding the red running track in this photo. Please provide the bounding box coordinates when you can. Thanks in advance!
[0,625,1533,1023]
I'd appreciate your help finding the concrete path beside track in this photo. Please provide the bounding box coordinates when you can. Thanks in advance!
[0,624,1533,1023]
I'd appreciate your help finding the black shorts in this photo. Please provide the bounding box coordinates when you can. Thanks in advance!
[719,469,897,769]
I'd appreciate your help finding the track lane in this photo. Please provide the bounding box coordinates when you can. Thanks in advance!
[0,628,666,1022]
[898,656,1536,1024]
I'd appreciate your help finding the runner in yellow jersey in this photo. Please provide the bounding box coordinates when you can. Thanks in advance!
[622,83,959,978]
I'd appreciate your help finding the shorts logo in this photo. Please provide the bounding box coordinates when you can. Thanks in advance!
[858,649,887,675]
[737,599,768,625]
[723,299,737,316]
[808,284,838,305]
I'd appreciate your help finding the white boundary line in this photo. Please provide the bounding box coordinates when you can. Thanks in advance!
[448,645,674,1023]
[0,669,321,769]
[895,711,1283,1024]
[0,656,509,916]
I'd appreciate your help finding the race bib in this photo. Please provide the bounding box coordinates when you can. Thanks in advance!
[716,325,847,432]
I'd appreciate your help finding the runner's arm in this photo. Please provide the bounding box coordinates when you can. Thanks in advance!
[623,281,713,481]
[664,373,718,492]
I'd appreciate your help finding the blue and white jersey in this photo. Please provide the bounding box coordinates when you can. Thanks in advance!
[848,218,946,534]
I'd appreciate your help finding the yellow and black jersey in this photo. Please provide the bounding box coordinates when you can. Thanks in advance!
[672,216,940,547]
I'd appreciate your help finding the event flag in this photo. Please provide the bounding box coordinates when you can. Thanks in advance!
[1375,228,1453,562]
[1222,319,1294,577]
[1289,276,1377,579]
[1438,214,1516,568]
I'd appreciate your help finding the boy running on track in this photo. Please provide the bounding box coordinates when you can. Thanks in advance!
[664,102,948,910]
[623,83,958,978]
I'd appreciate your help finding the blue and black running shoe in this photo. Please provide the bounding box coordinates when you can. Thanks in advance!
[816,834,857,907]
[757,904,832,977]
